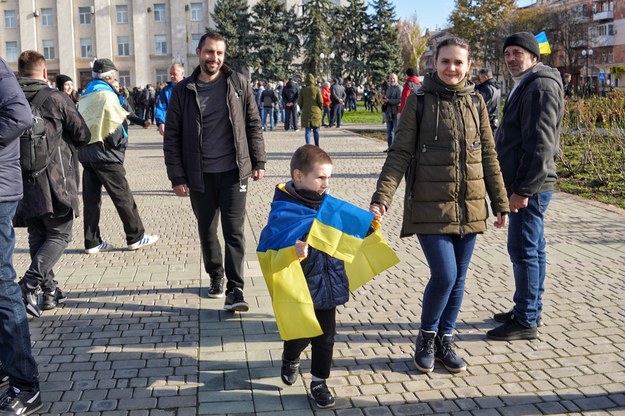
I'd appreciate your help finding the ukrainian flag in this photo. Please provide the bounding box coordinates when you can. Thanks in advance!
[535,32,551,55]
[257,185,399,340]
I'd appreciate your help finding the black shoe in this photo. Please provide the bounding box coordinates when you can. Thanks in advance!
[207,277,224,298]
[487,319,538,341]
[493,310,543,327]
[41,288,67,311]
[224,288,249,312]
[0,367,8,389]
[434,334,467,373]
[413,329,436,373]
[18,280,41,318]
[310,381,335,409]
[280,354,300,385]
[0,386,42,415]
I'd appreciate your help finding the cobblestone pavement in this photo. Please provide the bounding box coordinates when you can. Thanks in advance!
[14,124,625,416]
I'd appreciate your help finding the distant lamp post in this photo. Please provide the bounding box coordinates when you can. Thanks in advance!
[319,52,335,80]
[581,48,594,97]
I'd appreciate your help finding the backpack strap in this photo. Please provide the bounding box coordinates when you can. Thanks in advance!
[29,87,54,109]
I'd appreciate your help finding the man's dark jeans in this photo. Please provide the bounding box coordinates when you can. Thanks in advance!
[82,162,145,249]
[22,211,73,292]
[190,170,247,294]
[330,102,343,127]
[0,201,39,391]
[509,191,552,328]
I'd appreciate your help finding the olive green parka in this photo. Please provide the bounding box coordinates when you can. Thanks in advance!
[371,73,509,237]
[298,73,323,129]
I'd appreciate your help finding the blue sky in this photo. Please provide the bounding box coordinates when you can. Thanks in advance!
[390,0,537,30]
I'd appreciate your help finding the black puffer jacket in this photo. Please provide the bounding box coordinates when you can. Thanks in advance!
[0,58,32,202]
[163,65,265,191]
[495,63,564,197]
[18,78,90,219]
[276,183,349,310]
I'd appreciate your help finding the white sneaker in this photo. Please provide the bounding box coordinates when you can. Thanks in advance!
[128,234,159,251]
[85,241,114,254]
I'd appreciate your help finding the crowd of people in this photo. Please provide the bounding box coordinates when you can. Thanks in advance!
[0,28,564,414]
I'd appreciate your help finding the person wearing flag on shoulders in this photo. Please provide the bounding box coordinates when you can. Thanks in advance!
[369,37,509,374]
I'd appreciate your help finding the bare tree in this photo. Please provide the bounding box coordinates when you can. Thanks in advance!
[397,15,429,75]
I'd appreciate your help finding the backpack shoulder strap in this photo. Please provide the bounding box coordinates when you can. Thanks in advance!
[29,87,54,109]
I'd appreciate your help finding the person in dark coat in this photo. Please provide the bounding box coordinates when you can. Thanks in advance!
[329,77,346,128]
[0,55,43,416]
[476,68,501,132]
[282,79,299,131]
[16,50,91,318]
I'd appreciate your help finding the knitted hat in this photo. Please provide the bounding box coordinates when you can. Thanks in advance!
[55,74,72,90]
[92,58,117,74]
[503,32,540,58]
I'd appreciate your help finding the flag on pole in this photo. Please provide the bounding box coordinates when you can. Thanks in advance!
[535,32,551,55]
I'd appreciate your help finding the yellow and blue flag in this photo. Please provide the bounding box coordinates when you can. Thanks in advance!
[257,186,399,340]
[535,32,551,55]
[307,194,375,263]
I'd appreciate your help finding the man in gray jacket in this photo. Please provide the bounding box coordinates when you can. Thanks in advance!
[163,31,266,312]
[0,56,43,416]
[487,32,564,341]
[381,73,402,150]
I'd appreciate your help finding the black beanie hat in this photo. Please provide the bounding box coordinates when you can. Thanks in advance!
[55,74,72,91]
[503,32,540,59]
[92,58,118,74]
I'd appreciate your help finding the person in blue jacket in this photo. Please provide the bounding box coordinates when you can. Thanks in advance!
[0,56,43,416]
[155,63,184,136]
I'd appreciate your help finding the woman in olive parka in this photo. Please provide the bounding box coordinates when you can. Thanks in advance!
[298,73,323,146]
[370,37,509,374]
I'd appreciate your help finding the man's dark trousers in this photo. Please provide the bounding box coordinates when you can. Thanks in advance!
[190,169,247,294]
[82,162,144,249]
[22,210,73,293]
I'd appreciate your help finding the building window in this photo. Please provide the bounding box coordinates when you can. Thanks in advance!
[118,36,130,56]
[119,70,131,87]
[116,5,128,24]
[79,7,92,24]
[80,38,93,58]
[156,69,167,84]
[155,35,167,55]
[41,8,54,26]
[190,3,203,21]
[153,3,166,22]
[43,40,56,60]
[191,33,202,54]
[5,41,18,61]
[4,10,16,28]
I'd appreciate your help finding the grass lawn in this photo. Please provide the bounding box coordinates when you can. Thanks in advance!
[341,102,385,124]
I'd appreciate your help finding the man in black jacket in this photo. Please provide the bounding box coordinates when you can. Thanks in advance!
[16,51,91,318]
[0,55,43,416]
[487,32,564,341]
[476,68,501,133]
[163,31,266,311]
[78,58,158,254]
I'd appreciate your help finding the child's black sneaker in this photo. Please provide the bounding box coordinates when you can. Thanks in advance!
[223,288,249,312]
[310,381,335,409]
[18,280,41,318]
[41,288,67,311]
[280,355,300,385]
[0,386,42,415]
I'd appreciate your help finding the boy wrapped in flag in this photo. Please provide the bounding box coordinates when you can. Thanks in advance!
[257,145,398,408]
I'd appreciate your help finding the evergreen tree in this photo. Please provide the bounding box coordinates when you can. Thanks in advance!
[300,0,334,78]
[366,0,403,85]
[212,0,252,72]
[335,0,369,84]
[249,0,301,81]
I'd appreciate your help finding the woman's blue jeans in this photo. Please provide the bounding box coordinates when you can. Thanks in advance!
[417,233,477,335]
[508,191,552,328]
[0,201,40,391]
[305,127,320,146]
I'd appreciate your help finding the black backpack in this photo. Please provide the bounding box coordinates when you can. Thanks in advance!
[20,87,54,180]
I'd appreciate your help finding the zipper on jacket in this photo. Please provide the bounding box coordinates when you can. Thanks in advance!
[224,74,245,187]
[57,147,68,197]
[452,93,467,236]
[324,254,335,307]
